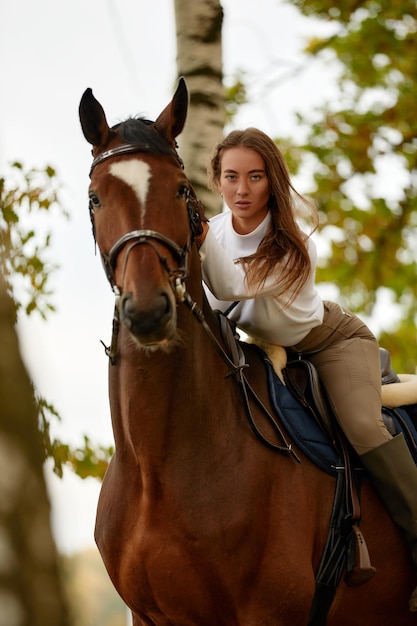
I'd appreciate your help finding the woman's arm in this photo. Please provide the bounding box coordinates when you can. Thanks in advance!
[199,227,316,303]
[199,228,250,300]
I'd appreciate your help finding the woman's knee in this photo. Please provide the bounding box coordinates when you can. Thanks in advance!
[336,410,392,454]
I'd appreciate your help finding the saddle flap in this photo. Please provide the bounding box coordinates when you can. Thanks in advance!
[283,360,337,446]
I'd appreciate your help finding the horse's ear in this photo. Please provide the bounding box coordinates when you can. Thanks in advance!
[79,88,111,147]
[154,77,189,144]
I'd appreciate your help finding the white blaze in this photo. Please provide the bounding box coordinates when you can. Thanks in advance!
[109,160,152,220]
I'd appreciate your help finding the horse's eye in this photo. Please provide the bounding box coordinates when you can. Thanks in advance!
[176,185,189,200]
[89,193,101,209]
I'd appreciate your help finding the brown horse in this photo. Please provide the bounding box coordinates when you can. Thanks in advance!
[79,80,416,625]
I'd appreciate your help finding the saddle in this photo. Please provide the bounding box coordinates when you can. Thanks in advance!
[283,349,417,460]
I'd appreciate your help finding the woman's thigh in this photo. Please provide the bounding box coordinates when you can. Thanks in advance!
[292,302,391,454]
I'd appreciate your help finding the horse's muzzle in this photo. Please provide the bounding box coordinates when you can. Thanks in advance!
[120,291,177,347]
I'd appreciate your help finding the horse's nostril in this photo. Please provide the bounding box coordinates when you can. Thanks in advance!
[121,292,172,336]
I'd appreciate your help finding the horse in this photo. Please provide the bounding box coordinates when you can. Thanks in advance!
[79,79,416,625]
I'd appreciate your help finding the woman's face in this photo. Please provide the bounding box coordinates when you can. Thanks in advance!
[217,146,271,235]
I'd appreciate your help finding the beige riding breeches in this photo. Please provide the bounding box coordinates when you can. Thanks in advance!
[290,301,392,455]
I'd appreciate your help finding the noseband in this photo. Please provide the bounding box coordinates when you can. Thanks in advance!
[102,228,189,301]
[89,143,201,300]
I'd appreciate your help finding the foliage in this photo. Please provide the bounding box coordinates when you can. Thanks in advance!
[285,0,417,372]
[38,396,113,481]
[0,162,61,320]
[225,72,248,121]
[1,162,112,480]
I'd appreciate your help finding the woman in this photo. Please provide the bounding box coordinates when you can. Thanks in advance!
[197,128,417,612]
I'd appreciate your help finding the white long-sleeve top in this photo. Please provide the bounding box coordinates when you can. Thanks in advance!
[200,210,324,346]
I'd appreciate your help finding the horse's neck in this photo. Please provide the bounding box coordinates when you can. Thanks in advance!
[108,286,230,465]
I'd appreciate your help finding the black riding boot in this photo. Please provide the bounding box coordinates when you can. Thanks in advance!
[360,433,417,612]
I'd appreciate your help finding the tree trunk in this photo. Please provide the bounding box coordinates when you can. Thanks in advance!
[174,0,225,217]
[0,273,70,626]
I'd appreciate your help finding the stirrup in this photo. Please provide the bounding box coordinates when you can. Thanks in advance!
[344,525,376,586]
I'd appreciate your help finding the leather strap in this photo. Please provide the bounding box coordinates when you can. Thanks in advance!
[284,358,376,624]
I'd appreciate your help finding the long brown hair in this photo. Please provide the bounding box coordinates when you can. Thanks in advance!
[208,128,319,302]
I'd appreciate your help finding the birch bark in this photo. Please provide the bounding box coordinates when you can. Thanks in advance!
[174,0,225,217]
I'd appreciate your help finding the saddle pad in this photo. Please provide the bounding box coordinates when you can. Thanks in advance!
[264,357,417,476]
[264,359,341,475]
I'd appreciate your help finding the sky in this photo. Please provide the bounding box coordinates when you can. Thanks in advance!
[1,0,339,555]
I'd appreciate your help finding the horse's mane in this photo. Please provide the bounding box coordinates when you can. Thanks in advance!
[113,118,176,157]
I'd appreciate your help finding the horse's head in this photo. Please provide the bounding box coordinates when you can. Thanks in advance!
[79,79,205,350]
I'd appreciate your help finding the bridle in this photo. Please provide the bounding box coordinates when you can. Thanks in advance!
[101,228,189,300]
[88,142,298,461]
[89,143,202,301]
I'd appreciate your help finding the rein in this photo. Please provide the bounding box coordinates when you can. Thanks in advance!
[182,291,299,459]
[90,143,298,461]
